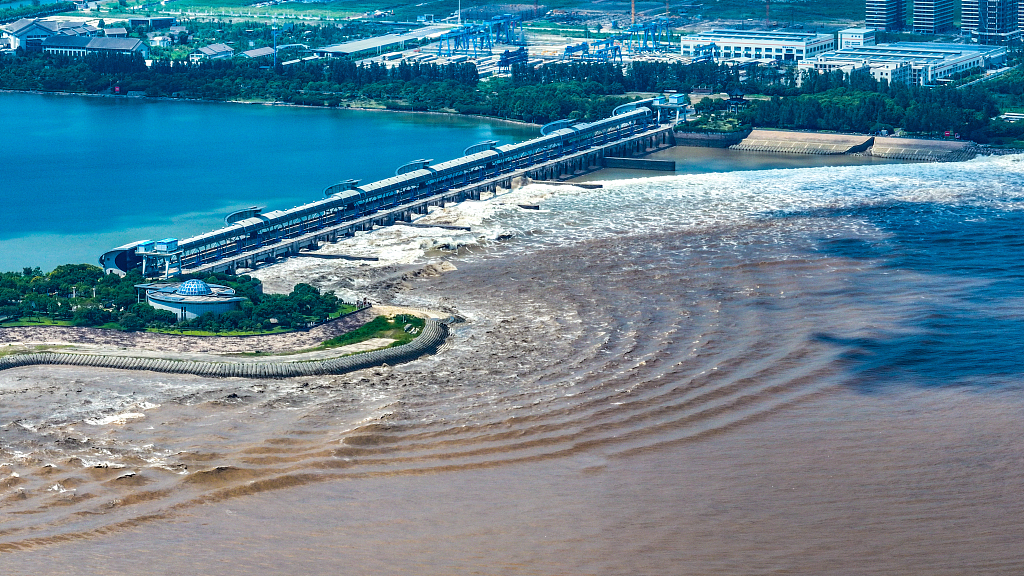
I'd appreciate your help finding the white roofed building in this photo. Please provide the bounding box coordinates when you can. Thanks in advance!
[839,28,876,48]
[0,18,98,51]
[798,43,1005,86]
[190,42,233,62]
[137,279,247,322]
[43,36,150,58]
[680,29,835,63]
[312,25,448,59]
[241,46,275,59]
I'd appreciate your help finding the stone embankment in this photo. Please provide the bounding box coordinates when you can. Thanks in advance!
[672,129,751,148]
[0,309,381,354]
[0,318,452,379]
[728,129,977,162]
[868,137,977,162]
[730,130,874,155]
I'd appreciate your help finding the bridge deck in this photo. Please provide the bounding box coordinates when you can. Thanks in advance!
[181,124,674,276]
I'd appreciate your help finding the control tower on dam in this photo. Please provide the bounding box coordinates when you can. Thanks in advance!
[100,104,675,278]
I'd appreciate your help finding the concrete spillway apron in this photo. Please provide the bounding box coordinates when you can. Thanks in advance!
[0,318,453,379]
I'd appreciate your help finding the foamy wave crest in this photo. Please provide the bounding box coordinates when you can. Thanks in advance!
[254,158,1024,295]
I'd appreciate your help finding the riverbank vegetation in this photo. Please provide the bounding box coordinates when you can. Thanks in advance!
[1,39,1023,137]
[0,264,356,334]
[319,314,425,350]
[0,1,73,24]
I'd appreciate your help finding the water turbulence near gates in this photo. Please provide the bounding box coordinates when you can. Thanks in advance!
[3,154,1024,561]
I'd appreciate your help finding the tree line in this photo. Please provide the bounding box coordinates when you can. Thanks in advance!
[0,1,73,24]
[0,264,350,333]
[0,49,1021,136]
[738,81,999,139]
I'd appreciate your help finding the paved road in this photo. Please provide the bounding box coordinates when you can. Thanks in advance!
[958,66,1016,89]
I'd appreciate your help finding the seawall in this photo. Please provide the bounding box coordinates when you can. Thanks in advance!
[730,130,874,155]
[0,308,381,354]
[0,318,452,379]
[727,129,977,162]
[868,136,977,162]
[672,129,751,148]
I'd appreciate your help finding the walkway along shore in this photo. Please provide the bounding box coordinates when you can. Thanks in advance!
[0,310,456,379]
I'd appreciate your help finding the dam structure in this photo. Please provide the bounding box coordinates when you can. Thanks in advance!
[101,105,674,278]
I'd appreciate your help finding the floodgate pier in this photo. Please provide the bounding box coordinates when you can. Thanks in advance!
[101,102,674,277]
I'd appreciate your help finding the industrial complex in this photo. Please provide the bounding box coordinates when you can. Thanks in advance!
[4,0,1022,83]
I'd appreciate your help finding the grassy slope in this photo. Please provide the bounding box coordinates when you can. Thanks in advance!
[320,315,425,350]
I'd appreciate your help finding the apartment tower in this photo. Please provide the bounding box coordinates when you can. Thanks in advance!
[913,0,955,33]
[866,0,906,31]
[962,0,1020,44]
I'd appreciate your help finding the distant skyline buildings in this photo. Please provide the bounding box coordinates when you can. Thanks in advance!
[961,0,1020,43]
[864,0,1023,44]
[913,0,955,33]
[866,0,907,31]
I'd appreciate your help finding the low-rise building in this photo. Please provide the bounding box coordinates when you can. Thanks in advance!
[43,36,150,58]
[312,25,448,59]
[127,17,176,29]
[838,28,876,48]
[680,29,835,63]
[190,42,233,62]
[868,61,913,84]
[136,279,247,322]
[0,18,98,51]
[104,27,128,38]
[798,42,1005,85]
[241,46,275,59]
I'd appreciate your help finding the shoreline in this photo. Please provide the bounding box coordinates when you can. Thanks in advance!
[13,87,1022,152]
[9,87,1023,154]
[0,88,544,129]
[0,305,444,353]
[0,305,454,378]
[0,316,452,379]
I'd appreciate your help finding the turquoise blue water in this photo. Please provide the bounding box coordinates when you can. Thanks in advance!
[0,92,535,271]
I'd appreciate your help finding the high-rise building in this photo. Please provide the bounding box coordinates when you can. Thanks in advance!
[865,0,906,31]
[962,0,1020,44]
[913,0,955,33]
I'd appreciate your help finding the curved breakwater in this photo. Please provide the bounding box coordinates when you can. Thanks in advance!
[0,319,450,379]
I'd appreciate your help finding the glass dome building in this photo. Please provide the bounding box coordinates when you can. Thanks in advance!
[136,280,247,321]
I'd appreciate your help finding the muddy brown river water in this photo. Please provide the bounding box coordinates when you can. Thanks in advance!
[4,156,1024,574]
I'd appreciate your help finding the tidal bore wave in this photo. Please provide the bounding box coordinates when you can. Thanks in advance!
[3,154,1024,550]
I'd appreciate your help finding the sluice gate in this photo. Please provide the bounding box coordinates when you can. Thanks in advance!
[101,107,674,278]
